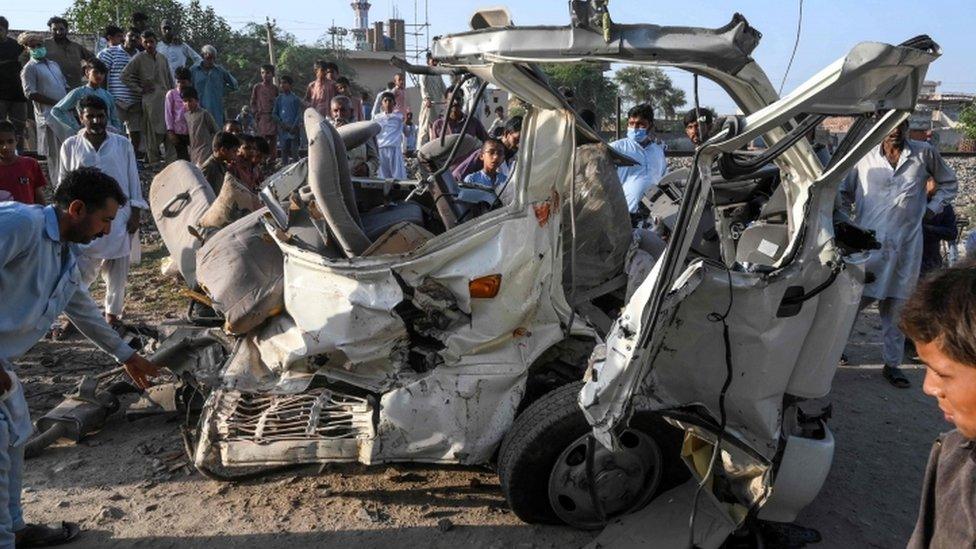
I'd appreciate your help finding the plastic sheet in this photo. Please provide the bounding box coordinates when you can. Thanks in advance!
[562,143,632,293]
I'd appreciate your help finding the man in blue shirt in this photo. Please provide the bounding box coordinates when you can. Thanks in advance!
[609,103,668,214]
[190,45,238,127]
[272,75,302,166]
[0,167,159,547]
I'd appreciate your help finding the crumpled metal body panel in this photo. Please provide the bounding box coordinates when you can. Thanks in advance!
[199,107,577,466]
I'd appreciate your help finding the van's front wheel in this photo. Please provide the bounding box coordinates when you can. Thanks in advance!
[498,382,687,529]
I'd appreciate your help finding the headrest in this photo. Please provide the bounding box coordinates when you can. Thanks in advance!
[337,121,381,150]
[418,133,483,172]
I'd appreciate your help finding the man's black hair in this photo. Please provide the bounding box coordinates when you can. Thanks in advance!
[314,59,338,72]
[683,107,716,127]
[212,131,240,151]
[78,94,108,113]
[141,30,156,40]
[280,75,293,85]
[180,86,199,101]
[0,16,9,30]
[902,263,976,366]
[54,167,127,210]
[83,58,108,75]
[627,104,655,124]
[174,66,191,81]
[0,121,16,134]
[336,76,350,86]
[579,109,596,128]
[380,91,395,103]
[261,64,275,74]
[103,24,123,39]
[239,134,257,146]
[504,115,523,134]
[47,16,69,29]
[482,137,504,152]
[131,12,149,23]
[255,136,271,155]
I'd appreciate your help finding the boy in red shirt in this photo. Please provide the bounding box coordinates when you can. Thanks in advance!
[0,121,46,204]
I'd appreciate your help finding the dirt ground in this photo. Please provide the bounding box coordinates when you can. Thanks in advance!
[9,237,944,549]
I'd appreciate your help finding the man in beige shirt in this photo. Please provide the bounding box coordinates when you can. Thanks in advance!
[122,31,173,164]
[42,17,94,87]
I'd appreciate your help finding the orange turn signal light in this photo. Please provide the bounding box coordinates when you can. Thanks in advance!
[469,274,502,299]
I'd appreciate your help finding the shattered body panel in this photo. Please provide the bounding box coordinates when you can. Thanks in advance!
[194,107,579,467]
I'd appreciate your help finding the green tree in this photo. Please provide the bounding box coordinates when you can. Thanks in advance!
[614,66,686,119]
[959,103,976,141]
[540,62,616,128]
[64,0,184,34]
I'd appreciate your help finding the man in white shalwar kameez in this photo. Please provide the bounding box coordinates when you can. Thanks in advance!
[837,119,957,387]
[59,95,145,323]
[374,92,407,180]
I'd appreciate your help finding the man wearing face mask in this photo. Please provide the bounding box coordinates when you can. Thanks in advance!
[19,32,68,180]
[610,103,667,214]
[41,17,94,88]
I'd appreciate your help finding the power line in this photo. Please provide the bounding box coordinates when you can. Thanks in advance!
[779,0,804,96]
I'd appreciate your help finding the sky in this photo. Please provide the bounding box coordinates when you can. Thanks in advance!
[7,0,975,113]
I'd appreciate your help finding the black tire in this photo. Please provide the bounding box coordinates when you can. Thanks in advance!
[498,381,688,527]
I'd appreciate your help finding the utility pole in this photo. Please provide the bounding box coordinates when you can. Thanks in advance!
[265,17,277,66]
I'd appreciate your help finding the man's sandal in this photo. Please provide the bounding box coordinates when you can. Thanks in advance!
[882,365,911,389]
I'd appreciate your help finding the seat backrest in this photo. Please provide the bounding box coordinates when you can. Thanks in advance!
[305,108,372,257]
[337,120,381,151]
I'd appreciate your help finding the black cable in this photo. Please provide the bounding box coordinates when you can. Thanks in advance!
[687,264,735,548]
[778,0,805,96]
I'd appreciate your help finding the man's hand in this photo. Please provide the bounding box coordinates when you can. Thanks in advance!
[352,163,368,177]
[0,369,11,394]
[122,354,160,390]
[127,208,141,234]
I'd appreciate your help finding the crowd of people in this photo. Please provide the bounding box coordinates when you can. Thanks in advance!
[0,9,975,549]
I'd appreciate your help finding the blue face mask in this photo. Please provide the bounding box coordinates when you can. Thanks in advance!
[29,47,47,60]
[627,127,648,143]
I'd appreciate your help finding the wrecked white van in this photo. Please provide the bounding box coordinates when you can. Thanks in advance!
[144,3,939,544]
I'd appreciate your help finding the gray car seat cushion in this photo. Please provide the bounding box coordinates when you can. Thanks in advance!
[361,202,426,241]
[305,108,371,257]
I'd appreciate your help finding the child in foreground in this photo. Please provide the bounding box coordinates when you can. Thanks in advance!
[901,264,976,548]
[463,138,507,189]
[181,87,219,168]
[200,131,240,195]
[0,121,46,204]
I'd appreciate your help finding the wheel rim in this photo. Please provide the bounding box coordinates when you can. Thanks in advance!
[547,428,663,529]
